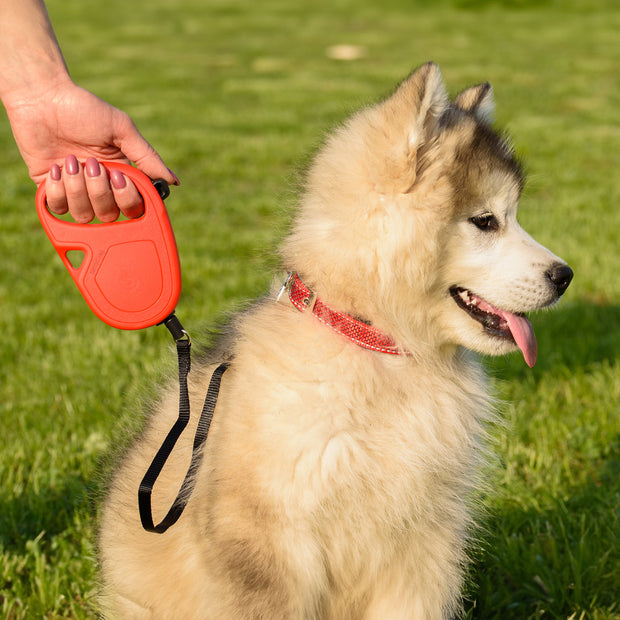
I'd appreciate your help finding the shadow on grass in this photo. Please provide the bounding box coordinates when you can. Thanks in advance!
[466,444,619,618]
[468,300,619,618]
[0,473,94,549]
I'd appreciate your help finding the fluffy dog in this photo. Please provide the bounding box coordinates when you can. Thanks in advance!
[99,62,572,619]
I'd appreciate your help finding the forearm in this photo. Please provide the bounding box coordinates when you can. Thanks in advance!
[0,0,71,109]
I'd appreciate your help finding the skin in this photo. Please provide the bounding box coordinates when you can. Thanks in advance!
[0,0,179,222]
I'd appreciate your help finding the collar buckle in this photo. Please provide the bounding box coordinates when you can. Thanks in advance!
[277,271,317,313]
[276,271,295,306]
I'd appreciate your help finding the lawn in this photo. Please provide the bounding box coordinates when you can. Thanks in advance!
[0,0,618,617]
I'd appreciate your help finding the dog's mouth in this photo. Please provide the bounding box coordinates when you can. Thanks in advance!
[449,286,537,367]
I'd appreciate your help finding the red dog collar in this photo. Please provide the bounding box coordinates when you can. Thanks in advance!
[277,272,404,355]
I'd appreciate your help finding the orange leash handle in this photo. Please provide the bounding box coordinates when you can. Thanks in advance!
[35,161,181,330]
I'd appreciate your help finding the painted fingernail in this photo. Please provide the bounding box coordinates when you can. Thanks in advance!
[65,154,80,175]
[110,169,127,190]
[168,168,181,186]
[85,157,101,178]
[50,164,61,181]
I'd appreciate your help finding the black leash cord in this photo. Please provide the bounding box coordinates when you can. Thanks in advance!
[138,313,229,533]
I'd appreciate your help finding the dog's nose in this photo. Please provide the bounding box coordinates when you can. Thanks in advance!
[546,263,573,296]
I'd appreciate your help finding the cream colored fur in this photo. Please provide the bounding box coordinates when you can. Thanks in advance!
[99,63,569,619]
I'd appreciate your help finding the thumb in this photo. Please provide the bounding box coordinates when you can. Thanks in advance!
[115,116,180,186]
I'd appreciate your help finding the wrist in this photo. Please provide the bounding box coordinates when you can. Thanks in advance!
[1,64,73,112]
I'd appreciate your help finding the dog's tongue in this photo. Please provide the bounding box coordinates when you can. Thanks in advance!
[473,293,537,367]
[501,310,537,368]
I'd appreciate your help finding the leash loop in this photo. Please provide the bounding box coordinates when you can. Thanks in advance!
[138,313,228,533]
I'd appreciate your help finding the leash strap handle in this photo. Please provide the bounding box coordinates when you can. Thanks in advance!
[138,313,229,533]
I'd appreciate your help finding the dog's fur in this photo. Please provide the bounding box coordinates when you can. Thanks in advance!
[99,63,571,619]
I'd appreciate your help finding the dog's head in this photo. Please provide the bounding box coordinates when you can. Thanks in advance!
[283,63,572,366]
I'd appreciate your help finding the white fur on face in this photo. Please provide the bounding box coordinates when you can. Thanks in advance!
[436,180,567,356]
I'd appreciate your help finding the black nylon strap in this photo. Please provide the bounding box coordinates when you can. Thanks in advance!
[138,314,229,533]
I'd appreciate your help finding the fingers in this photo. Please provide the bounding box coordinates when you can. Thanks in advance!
[63,155,100,223]
[45,163,70,216]
[44,156,145,222]
[84,157,120,222]
[108,167,144,219]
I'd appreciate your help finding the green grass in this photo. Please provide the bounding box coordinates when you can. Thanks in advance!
[1,0,618,617]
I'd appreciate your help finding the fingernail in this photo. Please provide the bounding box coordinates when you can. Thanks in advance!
[65,154,80,175]
[85,157,101,178]
[50,164,61,181]
[168,168,180,186]
[110,169,127,190]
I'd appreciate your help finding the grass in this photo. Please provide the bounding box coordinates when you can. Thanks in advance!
[0,0,618,617]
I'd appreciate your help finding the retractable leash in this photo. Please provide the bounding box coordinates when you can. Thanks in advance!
[36,162,227,533]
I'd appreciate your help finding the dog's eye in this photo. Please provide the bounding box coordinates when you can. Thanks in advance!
[470,213,499,232]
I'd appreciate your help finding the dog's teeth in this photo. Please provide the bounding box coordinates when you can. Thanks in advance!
[459,290,470,303]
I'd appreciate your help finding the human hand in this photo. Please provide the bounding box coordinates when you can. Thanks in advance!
[5,80,179,222]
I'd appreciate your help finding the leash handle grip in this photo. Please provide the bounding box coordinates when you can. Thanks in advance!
[36,162,181,330]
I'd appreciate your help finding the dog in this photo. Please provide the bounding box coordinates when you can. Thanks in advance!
[99,62,573,619]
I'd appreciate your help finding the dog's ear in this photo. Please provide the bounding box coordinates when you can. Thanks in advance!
[390,62,448,148]
[454,83,495,123]
[374,62,448,194]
